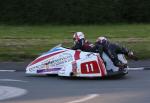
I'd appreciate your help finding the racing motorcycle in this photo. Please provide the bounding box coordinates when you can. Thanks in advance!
[26,44,128,78]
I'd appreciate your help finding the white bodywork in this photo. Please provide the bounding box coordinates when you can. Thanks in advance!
[26,45,128,77]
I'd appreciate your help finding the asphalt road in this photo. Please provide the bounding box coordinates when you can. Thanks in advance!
[0,60,150,103]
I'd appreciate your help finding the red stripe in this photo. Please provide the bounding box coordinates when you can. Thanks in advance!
[97,56,106,77]
[29,51,65,66]
[74,50,81,60]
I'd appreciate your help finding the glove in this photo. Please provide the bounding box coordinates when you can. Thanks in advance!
[128,51,138,61]
[128,51,133,56]
[114,61,126,69]
[116,62,127,69]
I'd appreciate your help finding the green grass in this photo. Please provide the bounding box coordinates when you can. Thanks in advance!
[0,24,150,61]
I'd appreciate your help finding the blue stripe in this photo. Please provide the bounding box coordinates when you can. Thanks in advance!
[37,68,61,73]
[43,48,63,55]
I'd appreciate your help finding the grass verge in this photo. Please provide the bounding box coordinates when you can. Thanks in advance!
[0,24,150,61]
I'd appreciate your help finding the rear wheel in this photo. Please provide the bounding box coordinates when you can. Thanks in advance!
[70,72,74,77]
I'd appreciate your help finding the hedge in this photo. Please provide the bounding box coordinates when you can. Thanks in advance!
[0,0,150,24]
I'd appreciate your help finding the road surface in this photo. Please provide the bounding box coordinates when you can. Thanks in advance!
[0,60,150,103]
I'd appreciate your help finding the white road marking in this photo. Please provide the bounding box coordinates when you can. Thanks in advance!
[0,79,28,82]
[128,67,150,71]
[0,86,27,100]
[66,94,99,103]
[129,67,150,70]
[0,70,16,72]
[128,67,144,71]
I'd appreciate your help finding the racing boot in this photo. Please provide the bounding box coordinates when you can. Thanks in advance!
[116,62,126,71]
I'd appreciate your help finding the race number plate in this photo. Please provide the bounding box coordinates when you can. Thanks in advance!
[81,61,100,74]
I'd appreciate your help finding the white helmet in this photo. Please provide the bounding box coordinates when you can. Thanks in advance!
[73,32,85,41]
[96,36,108,44]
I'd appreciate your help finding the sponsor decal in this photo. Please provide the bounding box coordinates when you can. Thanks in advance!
[28,65,45,72]
[29,50,66,66]
[72,61,77,73]
[72,61,77,74]
[44,53,73,67]
[37,68,61,73]
[28,53,73,72]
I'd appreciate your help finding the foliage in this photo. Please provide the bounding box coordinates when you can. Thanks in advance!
[0,0,150,24]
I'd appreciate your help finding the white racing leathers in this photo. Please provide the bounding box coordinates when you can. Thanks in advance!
[102,53,128,72]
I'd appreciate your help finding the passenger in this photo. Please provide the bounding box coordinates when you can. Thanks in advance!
[95,36,138,69]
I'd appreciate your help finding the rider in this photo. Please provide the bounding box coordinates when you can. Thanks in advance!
[95,36,138,69]
[71,32,95,52]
